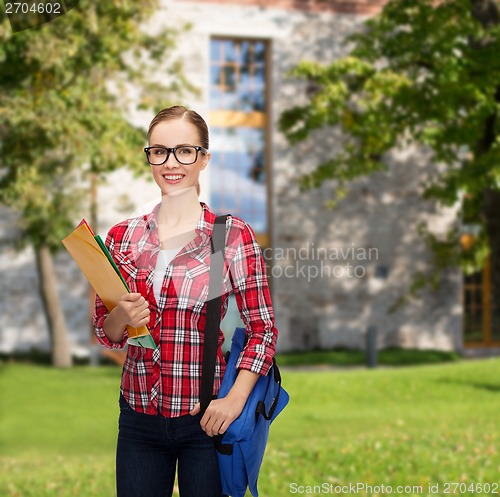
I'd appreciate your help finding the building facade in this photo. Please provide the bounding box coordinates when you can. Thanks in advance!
[1,0,498,357]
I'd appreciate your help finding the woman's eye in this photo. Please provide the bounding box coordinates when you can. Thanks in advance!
[154,148,167,155]
[178,147,194,155]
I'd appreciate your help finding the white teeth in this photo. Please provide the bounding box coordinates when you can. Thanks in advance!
[164,175,184,180]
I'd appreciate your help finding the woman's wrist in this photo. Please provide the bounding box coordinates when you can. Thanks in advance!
[103,308,128,343]
[226,387,249,406]
[226,369,259,405]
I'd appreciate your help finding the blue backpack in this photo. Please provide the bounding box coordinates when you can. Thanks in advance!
[216,327,289,497]
[200,215,290,497]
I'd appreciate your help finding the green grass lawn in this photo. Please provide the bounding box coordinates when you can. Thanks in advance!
[1,359,499,496]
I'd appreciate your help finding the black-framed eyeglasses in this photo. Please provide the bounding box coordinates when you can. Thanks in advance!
[144,145,208,166]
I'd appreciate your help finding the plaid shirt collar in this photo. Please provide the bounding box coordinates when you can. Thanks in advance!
[136,201,219,269]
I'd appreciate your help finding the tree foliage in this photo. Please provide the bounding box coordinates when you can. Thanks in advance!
[279,0,500,302]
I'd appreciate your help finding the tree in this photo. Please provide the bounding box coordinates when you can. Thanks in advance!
[279,0,500,319]
[0,1,193,366]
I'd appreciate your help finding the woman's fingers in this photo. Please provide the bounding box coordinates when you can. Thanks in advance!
[137,315,150,327]
[132,306,150,327]
[133,296,147,309]
[138,307,150,319]
[204,415,223,437]
[121,292,142,302]
[199,400,239,437]
[116,293,150,328]
[217,420,229,435]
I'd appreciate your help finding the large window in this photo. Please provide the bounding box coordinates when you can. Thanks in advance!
[209,38,271,339]
[209,38,269,246]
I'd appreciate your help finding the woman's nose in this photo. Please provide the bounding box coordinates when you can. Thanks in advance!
[163,152,180,168]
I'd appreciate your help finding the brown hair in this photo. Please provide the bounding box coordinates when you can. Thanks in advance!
[148,106,209,196]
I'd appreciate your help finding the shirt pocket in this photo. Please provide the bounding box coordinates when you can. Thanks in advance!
[181,257,211,311]
[114,252,139,289]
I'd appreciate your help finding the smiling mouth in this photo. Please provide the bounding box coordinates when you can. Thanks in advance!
[163,174,185,181]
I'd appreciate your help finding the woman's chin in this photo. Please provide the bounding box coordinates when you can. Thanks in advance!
[161,184,197,197]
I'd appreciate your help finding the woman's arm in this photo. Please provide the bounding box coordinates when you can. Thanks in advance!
[190,369,259,437]
[228,221,278,376]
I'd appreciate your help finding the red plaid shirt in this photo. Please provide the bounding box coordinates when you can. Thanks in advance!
[93,201,277,417]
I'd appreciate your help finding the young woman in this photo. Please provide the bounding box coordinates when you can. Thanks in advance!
[93,105,278,497]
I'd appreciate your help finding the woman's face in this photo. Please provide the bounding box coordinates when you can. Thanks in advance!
[148,118,209,196]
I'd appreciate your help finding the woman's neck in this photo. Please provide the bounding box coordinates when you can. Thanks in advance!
[157,186,202,227]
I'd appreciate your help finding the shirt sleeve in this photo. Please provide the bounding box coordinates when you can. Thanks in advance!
[227,220,277,377]
[92,226,129,349]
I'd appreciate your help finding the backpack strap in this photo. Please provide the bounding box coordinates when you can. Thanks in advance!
[200,214,229,416]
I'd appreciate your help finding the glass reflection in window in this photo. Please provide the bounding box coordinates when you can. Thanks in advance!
[210,39,266,112]
[209,127,266,233]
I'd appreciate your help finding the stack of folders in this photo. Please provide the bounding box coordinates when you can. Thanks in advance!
[62,219,157,349]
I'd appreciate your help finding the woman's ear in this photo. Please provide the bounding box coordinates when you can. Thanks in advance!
[200,151,210,171]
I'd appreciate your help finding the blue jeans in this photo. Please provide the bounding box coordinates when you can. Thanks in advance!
[116,393,224,497]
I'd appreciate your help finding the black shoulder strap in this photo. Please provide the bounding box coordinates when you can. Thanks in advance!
[200,214,229,415]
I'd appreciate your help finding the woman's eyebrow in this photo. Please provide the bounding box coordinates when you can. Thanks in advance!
[150,143,193,148]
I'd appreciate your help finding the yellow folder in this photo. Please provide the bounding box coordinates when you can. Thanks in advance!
[62,220,156,349]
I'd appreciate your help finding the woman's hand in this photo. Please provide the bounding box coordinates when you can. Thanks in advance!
[190,369,260,437]
[113,292,150,328]
[103,293,150,343]
[189,393,247,437]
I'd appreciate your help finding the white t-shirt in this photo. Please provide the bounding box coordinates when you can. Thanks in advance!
[153,248,181,304]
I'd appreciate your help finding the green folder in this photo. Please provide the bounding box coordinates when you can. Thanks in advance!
[95,234,157,350]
